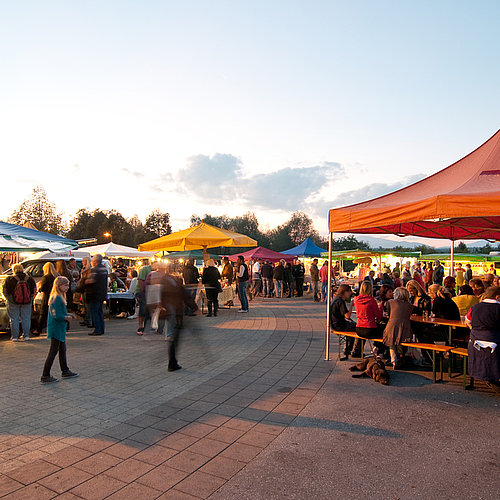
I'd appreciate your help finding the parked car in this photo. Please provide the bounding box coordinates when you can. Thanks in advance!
[0,250,92,332]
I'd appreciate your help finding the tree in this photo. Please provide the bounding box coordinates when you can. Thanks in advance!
[144,210,171,238]
[332,235,370,251]
[455,242,468,253]
[9,185,63,234]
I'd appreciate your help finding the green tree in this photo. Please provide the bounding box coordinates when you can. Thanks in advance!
[144,210,172,238]
[9,185,63,234]
[332,235,370,251]
[455,242,468,253]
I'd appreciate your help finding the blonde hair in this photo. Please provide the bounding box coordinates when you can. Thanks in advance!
[406,279,426,297]
[428,284,447,299]
[359,281,373,296]
[49,276,69,306]
[12,263,24,274]
[394,287,410,301]
[43,262,58,277]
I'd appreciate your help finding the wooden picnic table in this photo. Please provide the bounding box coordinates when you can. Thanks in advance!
[410,314,467,345]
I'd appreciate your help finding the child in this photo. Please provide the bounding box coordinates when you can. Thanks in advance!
[41,276,78,383]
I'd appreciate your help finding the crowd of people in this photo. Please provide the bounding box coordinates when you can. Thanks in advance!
[330,259,500,393]
[3,252,498,392]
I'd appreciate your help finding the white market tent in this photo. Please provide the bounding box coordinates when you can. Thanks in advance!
[81,242,155,259]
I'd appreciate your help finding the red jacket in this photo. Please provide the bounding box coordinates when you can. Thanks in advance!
[354,294,382,328]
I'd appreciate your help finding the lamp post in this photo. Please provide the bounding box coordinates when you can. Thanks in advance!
[103,232,112,242]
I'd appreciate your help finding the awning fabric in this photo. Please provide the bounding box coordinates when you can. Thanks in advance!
[328,130,500,240]
[282,237,326,257]
[81,242,155,258]
[139,222,257,252]
[226,247,295,263]
[0,221,77,252]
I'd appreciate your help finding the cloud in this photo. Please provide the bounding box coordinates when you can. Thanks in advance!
[121,168,145,179]
[310,173,427,218]
[178,154,242,200]
[177,155,344,210]
[242,162,344,211]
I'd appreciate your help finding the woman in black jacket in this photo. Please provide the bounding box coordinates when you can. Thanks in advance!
[34,262,58,335]
[406,280,431,316]
[202,260,221,317]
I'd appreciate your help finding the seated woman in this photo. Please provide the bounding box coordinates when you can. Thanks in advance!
[377,284,393,318]
[406,279,431,316]
[354,281,384,355]
[429,284,460,320]
[466,286,500,394]
[469,278,486,302]
[383,287,414,369]
[453,284,479,316]
[443,276,457,297]
[330,284,359,359]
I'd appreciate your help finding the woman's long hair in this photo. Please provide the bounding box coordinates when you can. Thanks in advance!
[43,262,58,277]
[359,280,373,296]
[49,276,69,306]
[428,284,449,300]
[406,279,426,297]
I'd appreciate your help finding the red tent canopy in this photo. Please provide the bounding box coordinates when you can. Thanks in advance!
[226,247,296,263]
[328,129,500,240]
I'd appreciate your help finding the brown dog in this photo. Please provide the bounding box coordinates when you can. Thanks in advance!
[349,356,389,385]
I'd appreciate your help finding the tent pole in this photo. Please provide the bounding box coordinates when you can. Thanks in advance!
[450,239,455,277]
[325,232,333,361]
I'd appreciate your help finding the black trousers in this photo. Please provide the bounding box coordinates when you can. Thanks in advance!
[295,278,304,296]
[43,338,69,376]
[206,288,219,315]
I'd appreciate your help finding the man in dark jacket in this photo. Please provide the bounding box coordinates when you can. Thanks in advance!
[260,260,273,298]
[432,260,445,285]
[3,263,36,341]
[85,254,108,336]
[292,259,305,297]
[182,259,200,316]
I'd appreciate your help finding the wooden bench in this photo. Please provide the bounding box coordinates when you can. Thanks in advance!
[401,342,454,383]
[450,347,474,390]
[332,330,384,360]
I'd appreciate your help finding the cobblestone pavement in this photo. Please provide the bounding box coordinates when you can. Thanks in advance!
[1,297,498,499]
[0,297,331,498]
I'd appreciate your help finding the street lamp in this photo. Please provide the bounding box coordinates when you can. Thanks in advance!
[103,232,112,241]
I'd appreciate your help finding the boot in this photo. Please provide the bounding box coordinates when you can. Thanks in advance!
[206,301,212,317]
[213,301,218,317]
[351,338,362,358]
[167,340,181,371]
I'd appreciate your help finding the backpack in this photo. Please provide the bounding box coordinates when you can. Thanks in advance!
[13,275,31,304]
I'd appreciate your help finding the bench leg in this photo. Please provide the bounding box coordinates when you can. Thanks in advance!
[462,356,467,390]
[432,350,436,383]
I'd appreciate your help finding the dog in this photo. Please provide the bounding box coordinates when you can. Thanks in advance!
[349,356,389,385]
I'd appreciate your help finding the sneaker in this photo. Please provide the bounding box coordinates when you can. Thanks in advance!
[23,337,30,341]
[237,309,246,313]
[137,328,144,336]
[127,315,137,320]
[62,371,79,379]
[41,376,58,384]
[168,364,182,372]
[11,338,18,342]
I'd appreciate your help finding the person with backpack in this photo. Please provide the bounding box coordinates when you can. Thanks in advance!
[2,263,36,341]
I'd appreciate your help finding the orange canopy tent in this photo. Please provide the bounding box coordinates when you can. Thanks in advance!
[323,130,500,361]
[328,129,500,241]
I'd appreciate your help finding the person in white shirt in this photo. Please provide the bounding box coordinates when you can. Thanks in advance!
[251,259,262,298]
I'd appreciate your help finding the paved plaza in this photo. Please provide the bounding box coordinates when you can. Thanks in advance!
[0,298,498,499]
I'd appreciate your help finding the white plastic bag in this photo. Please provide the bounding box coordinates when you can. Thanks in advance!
[151,307,161,331]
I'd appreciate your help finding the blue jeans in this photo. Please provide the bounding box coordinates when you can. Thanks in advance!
[321,281,328,301]
[238,281,249,311]
[311,280,320,301]
[7,301,32,339]
[89,301,105,334]
[262,278,271,297]
[273,279,283,298]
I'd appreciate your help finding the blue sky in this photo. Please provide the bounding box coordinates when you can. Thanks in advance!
[1,0,498,241]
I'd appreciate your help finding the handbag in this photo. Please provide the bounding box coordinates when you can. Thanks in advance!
[216,281,223,294]
[33,291,44,306]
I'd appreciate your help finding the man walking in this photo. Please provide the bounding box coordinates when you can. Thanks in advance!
[3,263,36,341]
[309,258,320,302]
[85,254,108,336]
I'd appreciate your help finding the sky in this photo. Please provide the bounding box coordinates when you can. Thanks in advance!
[1,0,499,244]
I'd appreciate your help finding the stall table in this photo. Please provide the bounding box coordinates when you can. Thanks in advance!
[197,285,236,313]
